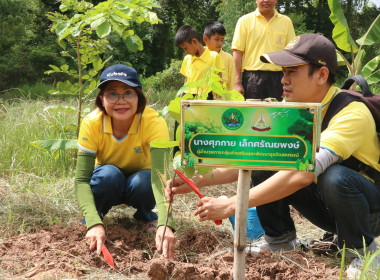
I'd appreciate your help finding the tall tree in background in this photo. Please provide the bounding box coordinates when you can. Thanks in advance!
[0,0,62,90]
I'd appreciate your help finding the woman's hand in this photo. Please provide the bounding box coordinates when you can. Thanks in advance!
[85,224,106,255]
[165,176,194,201]
[156,226,176,259]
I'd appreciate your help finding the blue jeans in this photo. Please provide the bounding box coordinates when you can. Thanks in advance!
[253,165,380,251]
[90,165,157,221]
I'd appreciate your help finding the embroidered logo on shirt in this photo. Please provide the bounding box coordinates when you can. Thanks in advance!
[134,146,142,153]
[82,137,88,141]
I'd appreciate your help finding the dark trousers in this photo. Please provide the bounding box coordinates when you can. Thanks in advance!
[242,70,283,101]
[251,165,380,251]
[90,165,157,221]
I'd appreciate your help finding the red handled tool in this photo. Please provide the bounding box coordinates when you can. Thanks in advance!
[173,169,222,225]
[96,244,114,268]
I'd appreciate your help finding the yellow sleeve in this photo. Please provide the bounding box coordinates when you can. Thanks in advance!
[146,115,170,144]
[77,115,99,154]
[231,15,247,51]
[180,55,191,78]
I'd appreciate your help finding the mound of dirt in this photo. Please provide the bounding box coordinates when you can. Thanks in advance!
[0,222,342,279]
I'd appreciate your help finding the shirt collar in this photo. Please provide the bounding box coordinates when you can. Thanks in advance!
[254,8,278,18]
[320,85,341,112]
[191,47,210,63]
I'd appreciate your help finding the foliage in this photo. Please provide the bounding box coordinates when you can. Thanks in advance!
[328,0,380,88]
[32,0,162,153]
[212,0,255,50]
[141,59,184,107]
[0,0,63,90]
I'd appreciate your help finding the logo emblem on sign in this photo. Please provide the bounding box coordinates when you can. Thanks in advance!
[252,109,271,131]
[222,109,243,130]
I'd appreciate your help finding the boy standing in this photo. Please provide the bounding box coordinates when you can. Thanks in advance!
[174,25,224,99]
[203,21,235,91]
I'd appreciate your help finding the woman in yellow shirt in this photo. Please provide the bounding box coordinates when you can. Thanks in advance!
[75,64,176,259]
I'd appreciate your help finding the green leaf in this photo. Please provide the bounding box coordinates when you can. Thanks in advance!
[56,21,71,39]
[366,69,380,86]
[328,0,358,52]
[225,89,245,101]
[125,35,139,52]
[49,64,61,72]
[148,12,160,24]
[361,55,380,78]
[356,14,380,46]
[60,64,69,72]
[30,139,78,151]
[151,140,179,148]
[96,21,111,38]
[168,97,181,122]
[111,13,129,26]
[91,17,106,29]
[184,166,195,178]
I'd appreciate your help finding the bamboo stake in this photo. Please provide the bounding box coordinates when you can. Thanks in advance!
[233,169,251,280]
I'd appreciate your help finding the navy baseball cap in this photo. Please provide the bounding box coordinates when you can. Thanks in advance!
[98,64,142,88]
[260,33,338,76]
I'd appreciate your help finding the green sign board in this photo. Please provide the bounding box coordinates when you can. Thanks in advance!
[180,100,321,171]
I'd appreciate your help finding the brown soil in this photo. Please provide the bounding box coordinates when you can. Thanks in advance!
[0,219,342,279]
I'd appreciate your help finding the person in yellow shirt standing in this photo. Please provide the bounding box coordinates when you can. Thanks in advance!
[232,0,295,100]
[203,21,235,91]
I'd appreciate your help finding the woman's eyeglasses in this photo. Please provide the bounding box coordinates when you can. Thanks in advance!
[104,90,137,103]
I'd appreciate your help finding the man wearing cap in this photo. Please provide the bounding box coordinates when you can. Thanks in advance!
[166,34,380,264]
[232,0,295,100]
[75,64,177,259]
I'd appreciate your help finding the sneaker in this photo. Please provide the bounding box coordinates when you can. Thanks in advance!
[246,238,300,254]
[346,256,380,279]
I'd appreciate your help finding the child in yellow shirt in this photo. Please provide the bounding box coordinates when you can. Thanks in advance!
[174,25,224,100]
[203,21,235,91]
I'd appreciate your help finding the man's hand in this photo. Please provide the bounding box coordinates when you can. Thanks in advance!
[85,224,106,255]
[194,196,235,222]
[234,82,245,95]
[165,176,193,201]
[156,226,176,259]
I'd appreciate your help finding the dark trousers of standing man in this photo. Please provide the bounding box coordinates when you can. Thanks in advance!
[242,70,283,101]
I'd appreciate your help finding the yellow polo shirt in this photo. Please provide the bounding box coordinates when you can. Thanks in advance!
[232,9,295,72]
[219,49,235,91]
[180,47,225,95]
[321,86,380,173]
[78,107,169,175]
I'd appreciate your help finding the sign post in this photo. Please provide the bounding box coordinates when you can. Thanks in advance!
[180,100,321,279]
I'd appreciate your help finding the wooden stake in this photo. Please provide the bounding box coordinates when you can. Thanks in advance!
[233,169,251,280]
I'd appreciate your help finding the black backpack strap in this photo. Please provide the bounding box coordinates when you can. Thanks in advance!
[341,75,373,97]
[322,91,380,184]
[321,91,359,131]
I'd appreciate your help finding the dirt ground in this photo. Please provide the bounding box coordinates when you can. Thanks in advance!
[0,216,343,280]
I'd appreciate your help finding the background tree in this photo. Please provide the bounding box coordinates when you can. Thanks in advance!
[0,0,62,90]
